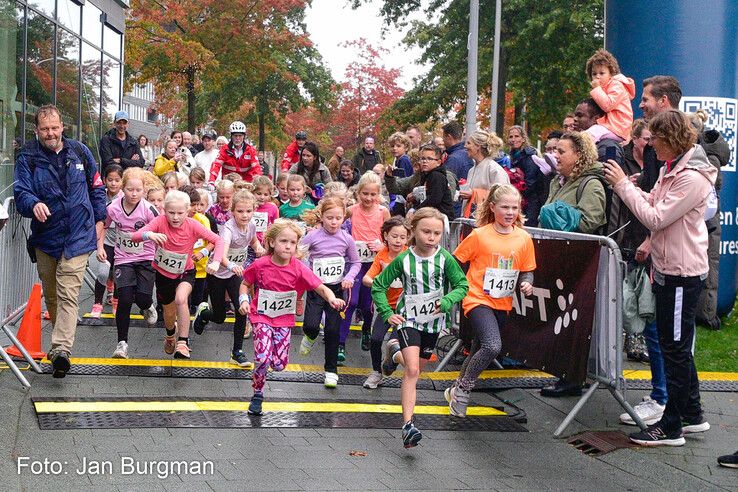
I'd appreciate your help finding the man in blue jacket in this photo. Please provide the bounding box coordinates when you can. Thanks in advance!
[14,105,107,378]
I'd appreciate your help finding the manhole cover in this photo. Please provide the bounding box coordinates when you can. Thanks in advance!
[567,431,636,456]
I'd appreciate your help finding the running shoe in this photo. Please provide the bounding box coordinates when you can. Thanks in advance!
[90,303,103,319]
[324,372,339,388]
[50,349,71,379]
[192,302,209,335]
[361,331,371,351]
[619,396,665,426]
[448,386,470,418]
[382,342,401,376]
[248,393,263,416]
[362,371,384,389]
[629,424,685,447]
[402,420,422,448]
[682,416,711,434]
[299,334,317,356]
[173,340,190,359]
[164,334,176,355]
[230,350,252,368]
[141,305,158,326]
[337,345,346,365]
[112,341,129,359]
[717,450,738,468]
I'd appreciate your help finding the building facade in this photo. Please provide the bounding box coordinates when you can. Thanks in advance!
[0,0,126,200]
[123,81,167,153]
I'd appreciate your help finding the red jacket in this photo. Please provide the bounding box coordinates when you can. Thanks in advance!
[280,140,301,171]
[209,141,261,182]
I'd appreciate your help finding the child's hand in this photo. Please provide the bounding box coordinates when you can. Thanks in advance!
[329,297,346,311]
[205,262,219,276]
[368,240,382,253]
[590,78,600,88]
[148,233,167,245]
[238,301,250,316]
[341,279,354,290]
[388,314,405,326]
[231,265,244,277]
[254,245,266,257]
[192,252,203,262]
[519,282,533,296]
[96,246,107,263]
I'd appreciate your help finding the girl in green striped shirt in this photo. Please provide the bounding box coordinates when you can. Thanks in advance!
[372,208,468,448]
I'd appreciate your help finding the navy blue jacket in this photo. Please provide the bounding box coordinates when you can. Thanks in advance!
[444,141,474,180]
[14,138,107,259]
[512,146,546,227]
[99,128,145,173]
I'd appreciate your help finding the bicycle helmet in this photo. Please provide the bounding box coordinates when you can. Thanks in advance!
[229,121,246,134]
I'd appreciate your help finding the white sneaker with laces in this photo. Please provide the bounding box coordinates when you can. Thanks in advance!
[619,396,665,426]
[112,341,128,359]
[142,304,158,326]
[324,372,339,388]
[299,335,317,356]
[362,371,384,389]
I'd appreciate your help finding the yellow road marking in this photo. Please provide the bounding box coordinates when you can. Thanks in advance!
[34,400,506,416]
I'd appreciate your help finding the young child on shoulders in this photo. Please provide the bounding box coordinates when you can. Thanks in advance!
[586,48,635,143]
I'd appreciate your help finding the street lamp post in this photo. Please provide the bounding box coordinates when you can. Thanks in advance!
[465,0,479,138]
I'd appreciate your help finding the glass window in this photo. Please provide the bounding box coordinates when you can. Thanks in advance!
[81,1,101,47]
[56,27,79,138]
[101,53,120,126]
[103,24,121,59]
[25,8,55,141]
[28,0,55,19]
[81,42,101,161]
[58,0,80,34]
[0,1,25,188]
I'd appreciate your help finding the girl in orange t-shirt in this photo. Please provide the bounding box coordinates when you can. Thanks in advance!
[450,184,536,417]
[361,217,410,389]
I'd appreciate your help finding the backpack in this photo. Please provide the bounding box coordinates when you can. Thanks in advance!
[575,174,613,236]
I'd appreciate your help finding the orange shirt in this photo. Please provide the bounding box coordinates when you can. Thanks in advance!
[366,246,407,309]
[453,224,536,314]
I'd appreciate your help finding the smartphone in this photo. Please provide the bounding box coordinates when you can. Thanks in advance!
[604,146,617,162]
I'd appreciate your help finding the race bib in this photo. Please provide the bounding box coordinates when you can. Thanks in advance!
[355,241,376,263]
[412,185,427,203]
[404,290,443,324]
[483,268,519,298]
[313,256,345,284]
[154,248,188,275]
[256,289,297,318]
[252,212,268,233]
[227,247,247,265]
[115,231,143,254]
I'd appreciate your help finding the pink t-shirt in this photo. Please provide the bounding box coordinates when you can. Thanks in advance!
[349,203,386,242]
[254,201,279,243]
[105,197,158,265]
[131,215,224,279]
[242,255,322,327]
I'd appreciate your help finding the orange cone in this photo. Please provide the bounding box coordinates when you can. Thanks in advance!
[5,283,46,359]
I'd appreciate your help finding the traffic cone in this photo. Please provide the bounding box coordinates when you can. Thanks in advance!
[5,283,46,360]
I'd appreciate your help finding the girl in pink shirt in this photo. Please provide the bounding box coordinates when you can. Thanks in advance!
[251,176,279,245]
[238,219,345,416]
[132,190,224,359]
[586,49,636,142]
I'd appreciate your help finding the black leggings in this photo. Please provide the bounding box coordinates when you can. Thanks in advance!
[190,276,208,313]
[94,244,115,304]
[369,313,392,372]
[303,283,343,373]
[116,286,153,342]
[201,275,248,353]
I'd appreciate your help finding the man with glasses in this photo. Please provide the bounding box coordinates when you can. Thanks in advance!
[562,113,577,132]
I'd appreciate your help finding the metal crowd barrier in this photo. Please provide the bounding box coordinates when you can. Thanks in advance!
[440,218,645,436]
[0,197,43,388]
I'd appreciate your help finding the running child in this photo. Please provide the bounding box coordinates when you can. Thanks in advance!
[188,167,207,188]
[279,174,315,220]
[131,190,224,359]
[251,175,279,244]
[449,184,535,416]
[298,198,361,388]
[160,171,179,194]
[339,171,390,363]
[193,190,265,366]
[372,207,468,448]
[208,179,235,227]
[239,219,346,415]
[181,186,214,314]
[275,174,290,205]
[97,167,159,358]
[586,48,636,142]
[361,216,409,388]
[91,164,123,318]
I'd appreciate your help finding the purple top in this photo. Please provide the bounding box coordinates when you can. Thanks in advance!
[301,227,361,283]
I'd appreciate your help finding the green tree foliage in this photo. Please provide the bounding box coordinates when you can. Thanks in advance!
[353,0,603,137]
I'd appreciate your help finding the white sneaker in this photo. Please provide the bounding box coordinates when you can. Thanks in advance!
[141,304,158,326]
[324,372,339,388]
[112,341,129,359]
[299,334,317,356]
[363,371,384,389]
[619,396,665,426]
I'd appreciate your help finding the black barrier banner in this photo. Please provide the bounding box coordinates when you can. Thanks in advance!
[498,238,601,385]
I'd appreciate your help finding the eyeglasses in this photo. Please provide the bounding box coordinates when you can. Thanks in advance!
[639,136,651,142]
[563,124,576,130]
[419,157,439,162]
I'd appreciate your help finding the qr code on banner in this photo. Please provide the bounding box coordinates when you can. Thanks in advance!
[681,96,737,172]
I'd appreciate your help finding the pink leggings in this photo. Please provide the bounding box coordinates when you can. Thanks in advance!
[252,323,292,393]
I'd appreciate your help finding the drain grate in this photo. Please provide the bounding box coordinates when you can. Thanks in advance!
[567,431,636,456]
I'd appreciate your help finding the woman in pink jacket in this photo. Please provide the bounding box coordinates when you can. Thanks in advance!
[603,110,717,448]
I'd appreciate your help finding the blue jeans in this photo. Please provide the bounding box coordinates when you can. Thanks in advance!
[643,320,668,405]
